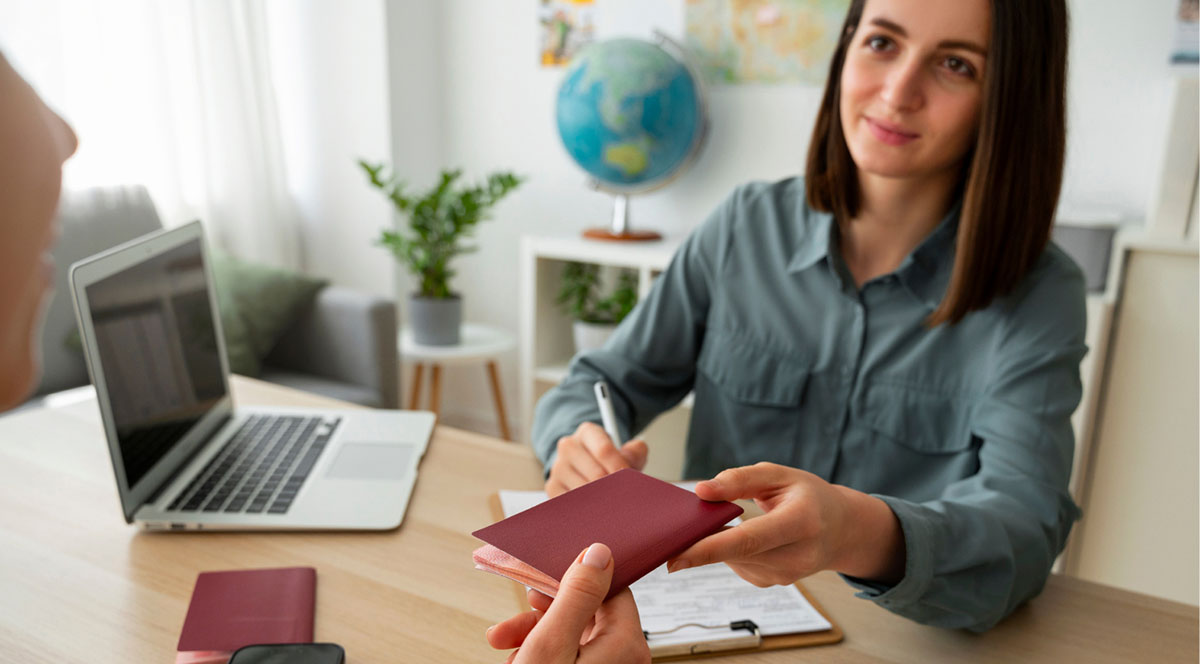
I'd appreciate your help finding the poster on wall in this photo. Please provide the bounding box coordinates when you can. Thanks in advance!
[1171,0,1199,65]
[684,0,850,84]
[539,0,596,67]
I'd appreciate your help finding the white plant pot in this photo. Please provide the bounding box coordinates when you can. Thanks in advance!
[572,320,617,354]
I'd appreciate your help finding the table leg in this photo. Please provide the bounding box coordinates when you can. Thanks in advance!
[486,360,512,441]
[430,364,442,418]
[409,363,423,410]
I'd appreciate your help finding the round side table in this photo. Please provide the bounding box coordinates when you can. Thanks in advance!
[399,322,516,440]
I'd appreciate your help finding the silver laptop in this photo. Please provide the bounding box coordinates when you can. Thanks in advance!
[68,221,435,531]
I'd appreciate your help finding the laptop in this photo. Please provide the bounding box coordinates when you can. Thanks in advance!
[68,220,435,531]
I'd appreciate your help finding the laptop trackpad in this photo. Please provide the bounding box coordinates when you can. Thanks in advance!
[325,443,415,480]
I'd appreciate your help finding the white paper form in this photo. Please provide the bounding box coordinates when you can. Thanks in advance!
[495,487,832,646]
[631,563,831,637]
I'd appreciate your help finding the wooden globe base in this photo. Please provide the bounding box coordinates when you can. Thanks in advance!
[582,228,662,242]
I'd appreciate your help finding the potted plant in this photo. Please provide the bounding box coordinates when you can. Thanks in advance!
[359,162,523,345]
[556,262,639,353]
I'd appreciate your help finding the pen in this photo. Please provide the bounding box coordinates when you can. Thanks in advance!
[593,381,623,448]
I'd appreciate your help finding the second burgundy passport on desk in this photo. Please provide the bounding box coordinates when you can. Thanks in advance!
[472,469,743,598]
[177,566,315,652]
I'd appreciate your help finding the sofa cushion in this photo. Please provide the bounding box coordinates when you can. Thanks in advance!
[210,252,328,377]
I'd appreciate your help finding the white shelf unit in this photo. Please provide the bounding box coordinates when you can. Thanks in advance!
[519,234,684,447]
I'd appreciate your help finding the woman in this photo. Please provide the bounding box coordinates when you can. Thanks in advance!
[0,53,77,410]
[509,0,1081,647]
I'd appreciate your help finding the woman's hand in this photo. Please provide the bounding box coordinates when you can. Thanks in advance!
[545,422,648,497]
[486,543,650,664]
[667,463,905,586]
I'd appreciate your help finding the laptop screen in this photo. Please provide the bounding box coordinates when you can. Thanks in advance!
[84,237,227,488]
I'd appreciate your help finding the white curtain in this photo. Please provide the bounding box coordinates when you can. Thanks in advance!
[0,0,301,269]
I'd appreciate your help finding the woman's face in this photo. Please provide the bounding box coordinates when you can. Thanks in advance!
[0,55,77,409]
[839,0,989,183]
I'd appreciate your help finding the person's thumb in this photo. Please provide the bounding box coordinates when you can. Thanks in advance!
[517,543,615,663]
[619,439,648,470]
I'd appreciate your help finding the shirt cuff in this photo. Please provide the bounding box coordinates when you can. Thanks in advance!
[839,494,936,612]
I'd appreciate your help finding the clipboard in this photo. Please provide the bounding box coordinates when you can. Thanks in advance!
[487,494,843,660]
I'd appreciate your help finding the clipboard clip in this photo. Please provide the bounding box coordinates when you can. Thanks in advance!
[643,619,762,656]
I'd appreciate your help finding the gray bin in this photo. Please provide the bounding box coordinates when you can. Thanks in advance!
[1051,223,1118,293]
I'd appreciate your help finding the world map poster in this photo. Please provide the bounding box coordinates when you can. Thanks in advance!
[539,0,596,67]
[685,0,850,84]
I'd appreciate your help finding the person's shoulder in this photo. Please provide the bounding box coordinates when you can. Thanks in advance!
[1013,241,1087,309]
[714,176,814,233]
[992,241,1087,348]
[723,176,807,211]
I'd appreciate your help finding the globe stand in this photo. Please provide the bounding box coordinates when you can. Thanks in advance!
[582,193,662,242]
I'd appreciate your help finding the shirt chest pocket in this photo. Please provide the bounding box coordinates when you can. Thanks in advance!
[697,331,808,406]
[695,332,809,464]
[859,382,974,455]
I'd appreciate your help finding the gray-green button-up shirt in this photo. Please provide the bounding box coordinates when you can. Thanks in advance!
[532,177,1086,632]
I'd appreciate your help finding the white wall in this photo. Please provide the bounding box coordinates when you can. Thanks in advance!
[267,0,396,297]
[1062,0,1183,218]
[383,0,1187,435]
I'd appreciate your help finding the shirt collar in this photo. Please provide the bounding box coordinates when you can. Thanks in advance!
[786,197,963,311]
[786,208,835,274]
[896,198,962,310]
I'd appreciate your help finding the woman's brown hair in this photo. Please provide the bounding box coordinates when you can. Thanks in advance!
[805,0,1070,325]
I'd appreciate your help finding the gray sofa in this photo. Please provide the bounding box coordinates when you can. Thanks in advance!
[32,185,398,408]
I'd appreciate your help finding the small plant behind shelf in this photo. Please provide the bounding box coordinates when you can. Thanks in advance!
[556,262,639,325]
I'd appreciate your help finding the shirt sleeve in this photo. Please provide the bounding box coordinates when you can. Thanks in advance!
[530,188,739,473]
[842,252,1088,632]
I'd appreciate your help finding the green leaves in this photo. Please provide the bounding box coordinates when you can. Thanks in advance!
[556,262,639,325]
[359,160,524,298]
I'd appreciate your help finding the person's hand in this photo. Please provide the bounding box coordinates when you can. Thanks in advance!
[545,422,648,497]
[667,463,905,586]
[486,542,650,664]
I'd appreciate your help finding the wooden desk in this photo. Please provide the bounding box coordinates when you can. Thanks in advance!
[0,377,1195,663]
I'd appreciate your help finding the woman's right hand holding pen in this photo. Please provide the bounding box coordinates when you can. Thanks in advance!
[545,422,648,497]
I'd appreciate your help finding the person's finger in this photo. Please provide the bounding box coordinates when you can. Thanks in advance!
[667,514,792,572]
[578,423,632,475]
[619,439,648,470]
[552,460,592,493]
[527,587,553,612]
[723,561,778,588]
[725,558,803,587]
[486,609,543,649]
[591,588,641,635]
[516,543,615,663]
[579,589,650,664]
[527,587,598,646]
[693,462,793,502]
[566,445,610,482]
[545,475,569,497]
[565,459,605,488]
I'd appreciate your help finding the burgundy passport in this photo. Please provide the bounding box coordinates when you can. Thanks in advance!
[177,566,316,652]
[472,469,743,600]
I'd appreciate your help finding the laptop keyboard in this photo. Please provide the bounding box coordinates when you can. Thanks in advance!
[167,414,341,515]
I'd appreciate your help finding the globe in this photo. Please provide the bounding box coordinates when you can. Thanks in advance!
[556,36,708,198]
